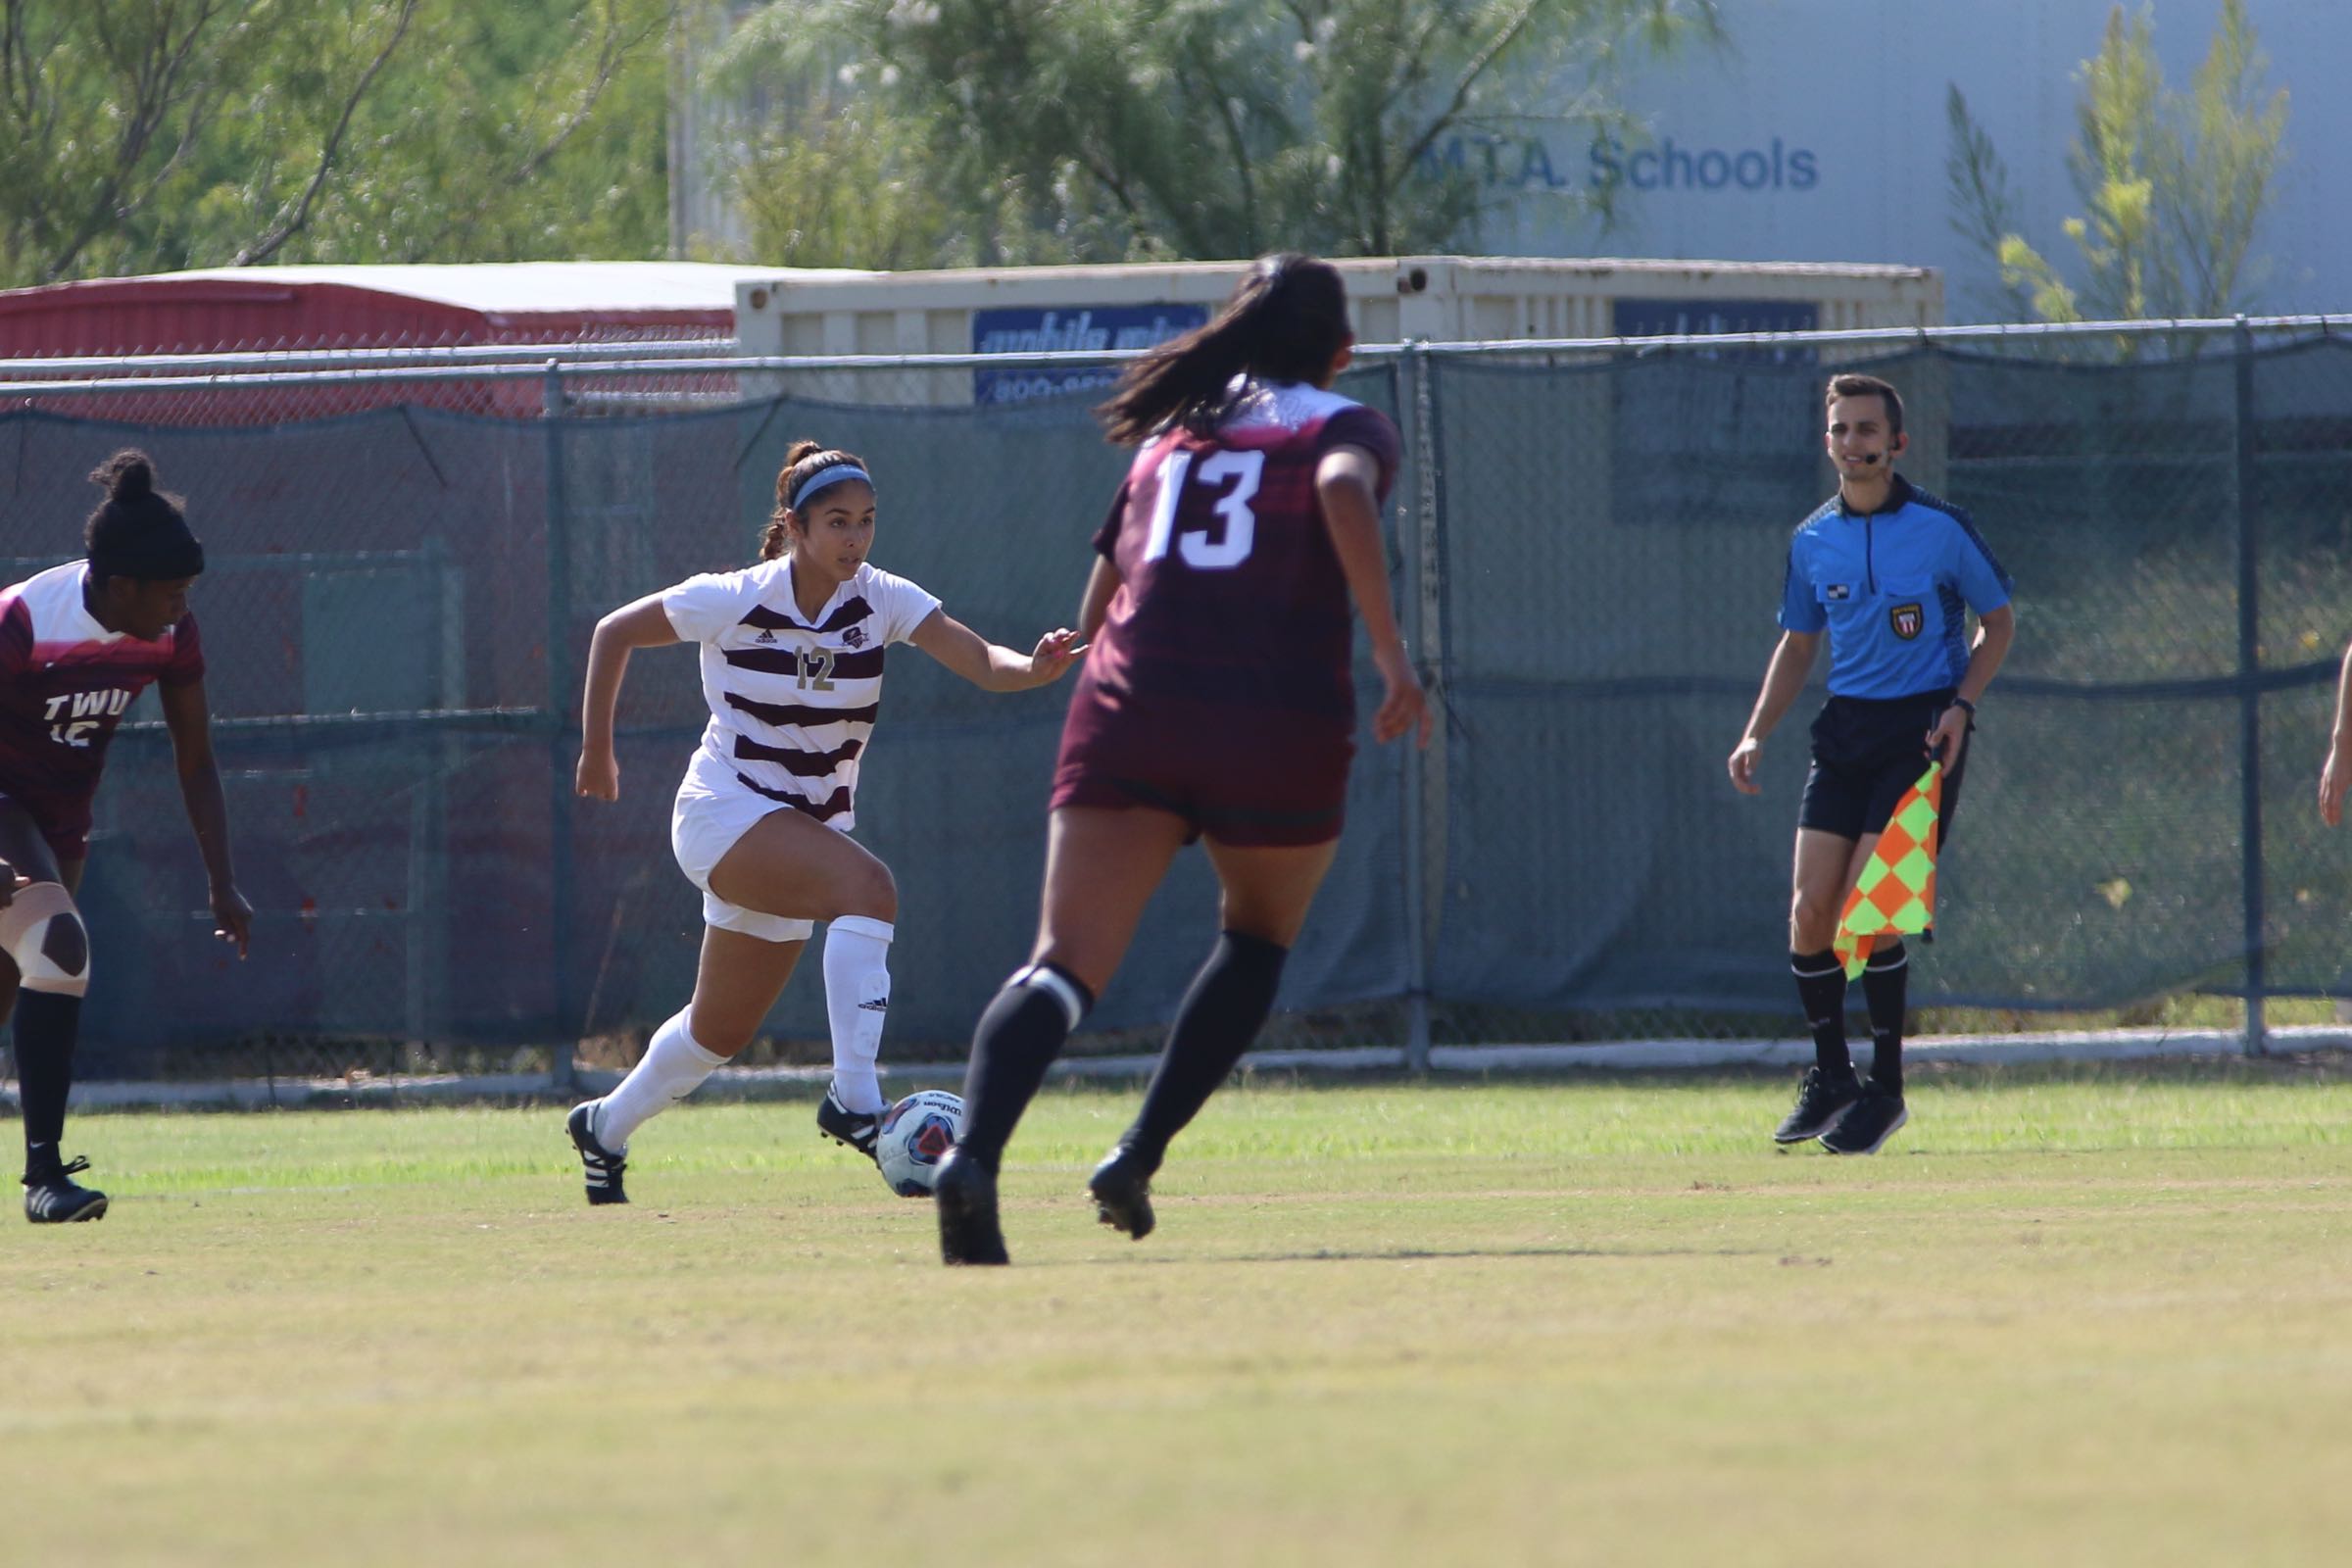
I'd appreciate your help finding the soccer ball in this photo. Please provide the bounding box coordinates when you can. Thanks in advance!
[876,1090,964,1198]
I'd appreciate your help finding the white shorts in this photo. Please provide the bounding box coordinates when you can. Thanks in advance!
[670,751,816,945]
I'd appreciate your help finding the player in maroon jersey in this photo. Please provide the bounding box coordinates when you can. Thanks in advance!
[936,253,1431,1264]
[0,451,251,1222]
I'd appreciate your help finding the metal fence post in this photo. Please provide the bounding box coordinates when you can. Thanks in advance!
[545,362,580,1092]
[1397,342,1445,1074]
[2234,318,2268,1057]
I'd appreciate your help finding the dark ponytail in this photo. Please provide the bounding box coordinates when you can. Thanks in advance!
[1095,253,1352,445]
[84,448,204,582]
[761,439,871,562]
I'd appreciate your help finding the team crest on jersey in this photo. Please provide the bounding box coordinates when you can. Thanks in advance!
[1825,584,1851,602]
[841,626,866,649]
[1889,602,1925,640]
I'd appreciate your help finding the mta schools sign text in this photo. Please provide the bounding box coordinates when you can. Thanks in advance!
[1420,131,1819,193]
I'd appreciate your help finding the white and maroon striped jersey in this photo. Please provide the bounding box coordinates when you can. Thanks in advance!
[661,558,941,830]
[0,561,204,834]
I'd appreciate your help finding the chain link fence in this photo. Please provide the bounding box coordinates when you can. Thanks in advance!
[5,318,2352,1089]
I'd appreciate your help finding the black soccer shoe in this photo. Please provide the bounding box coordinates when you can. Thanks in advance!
[933,1147,1008,1266]
[815,1083,884,1167]
[24,1153,108,1224]
[566,1101,629,1205]
[1772,1065,1863,1145]
[1818,1082,1909,1155]
[1087,1142,1158,1242]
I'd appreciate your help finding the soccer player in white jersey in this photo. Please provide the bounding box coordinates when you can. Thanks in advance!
[564,439,1084,1203]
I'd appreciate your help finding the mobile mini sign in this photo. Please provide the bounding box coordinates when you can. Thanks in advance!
[972,304,1208,406]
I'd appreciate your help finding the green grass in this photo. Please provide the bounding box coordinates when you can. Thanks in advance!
[9,1066,2352,1566]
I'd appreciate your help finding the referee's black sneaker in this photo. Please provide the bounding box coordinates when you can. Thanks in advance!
[24,1152,108,1224]
[1772,1065,1863,1145]
[1818,1082,1908,1155]
[1087,1142,1158,1241]
[934,1147,1008,1266]
[566,1101,629,1205]
[815,1082,884,1167]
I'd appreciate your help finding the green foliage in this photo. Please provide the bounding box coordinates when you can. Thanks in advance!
[711,0,1721,268]
[0,0,672,291]
[1945,0,2288,323]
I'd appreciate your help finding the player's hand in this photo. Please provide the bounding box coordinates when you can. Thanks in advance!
[1025,627,1087,687]
[1926,706,1971,766]
[1372,646,1432,749]
[1727,736,1764,795]
[2323,742,2352,826]
[211,883,253,958]
[575,747,618,802]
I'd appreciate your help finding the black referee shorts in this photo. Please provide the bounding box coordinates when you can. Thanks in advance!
[1797,687,1972,847]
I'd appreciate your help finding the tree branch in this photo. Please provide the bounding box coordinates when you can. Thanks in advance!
[231,0,418,267]
[513,0,669,186]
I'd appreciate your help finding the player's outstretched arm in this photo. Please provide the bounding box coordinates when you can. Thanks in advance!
[1315,444,1430,749]
[908,608,1083,693]
[1729,630,1821,796]
[2323,637,2352,826]
[578,594,681,802]
[159,677,251,957]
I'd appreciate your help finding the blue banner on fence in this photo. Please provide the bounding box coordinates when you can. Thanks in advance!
[972,304,1207,405]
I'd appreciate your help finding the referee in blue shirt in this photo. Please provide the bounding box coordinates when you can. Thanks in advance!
[1728,373,2016,1153]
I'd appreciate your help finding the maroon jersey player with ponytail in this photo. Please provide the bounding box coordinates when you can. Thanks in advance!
[936,253,1431,1265]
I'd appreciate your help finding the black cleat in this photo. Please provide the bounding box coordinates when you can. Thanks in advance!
[24,1154,108,1224]
[815,1082,884,1167]
[1818,1082,1908,1155]
[1773,1065,1863,1145]
[934,1147,1007,1265]
[566,1101,629,1205]
[1087,1143,1158,1241]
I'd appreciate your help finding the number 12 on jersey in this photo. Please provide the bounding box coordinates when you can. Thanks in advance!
[1143,448,1264,569]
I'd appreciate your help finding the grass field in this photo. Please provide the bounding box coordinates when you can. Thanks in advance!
[8,1062,2352,1567]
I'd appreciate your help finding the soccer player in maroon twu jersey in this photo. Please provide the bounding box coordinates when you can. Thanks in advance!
[0,451,252,1222]
[936,253,1432,1265]
[563,439,1084,1204]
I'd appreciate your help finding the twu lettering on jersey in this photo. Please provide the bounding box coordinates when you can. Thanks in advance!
[43,687,132,747]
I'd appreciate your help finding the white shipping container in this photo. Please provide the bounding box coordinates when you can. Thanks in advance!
[732,255,1941,405]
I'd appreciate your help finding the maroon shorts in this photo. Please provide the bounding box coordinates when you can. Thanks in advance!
[0,781,92,866]
[1052,691,1353,848]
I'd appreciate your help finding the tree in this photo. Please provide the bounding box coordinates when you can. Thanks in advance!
[1945,0,2287,323]
[710,0,1721,269]
[0,0,672,292]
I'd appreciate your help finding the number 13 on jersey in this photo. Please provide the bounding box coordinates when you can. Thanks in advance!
[1143,448,1264,569]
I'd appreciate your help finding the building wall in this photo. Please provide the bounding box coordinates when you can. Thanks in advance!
[1455,0,2340,320]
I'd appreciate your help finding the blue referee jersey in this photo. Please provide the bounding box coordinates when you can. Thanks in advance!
[1778,474,2013,699]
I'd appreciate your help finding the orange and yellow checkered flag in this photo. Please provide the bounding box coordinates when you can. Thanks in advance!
[1834,761,1942,981]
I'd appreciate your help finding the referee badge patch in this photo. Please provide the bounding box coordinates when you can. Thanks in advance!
[1889,602,1924,640]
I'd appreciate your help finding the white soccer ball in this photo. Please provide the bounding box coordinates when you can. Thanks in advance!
[876,1090,965,1198]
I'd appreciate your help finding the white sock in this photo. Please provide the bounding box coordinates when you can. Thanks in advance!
[595,1010,724,1152]
[822,915,894,1114]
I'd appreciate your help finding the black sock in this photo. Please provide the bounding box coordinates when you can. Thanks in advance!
[1126,931,1289,1165]
[1791,950,1852,1077]
[956,962,1093,1174]
[1862,941,1907,1098]
[15,990,81,1171]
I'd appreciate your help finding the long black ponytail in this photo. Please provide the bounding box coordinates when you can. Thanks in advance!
[1095,253,1352,445]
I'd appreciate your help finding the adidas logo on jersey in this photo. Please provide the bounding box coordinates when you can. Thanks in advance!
[858,997,889,1013]
[755,628,779,644]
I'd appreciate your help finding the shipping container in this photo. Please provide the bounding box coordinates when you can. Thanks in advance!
[733,254,1943,406]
